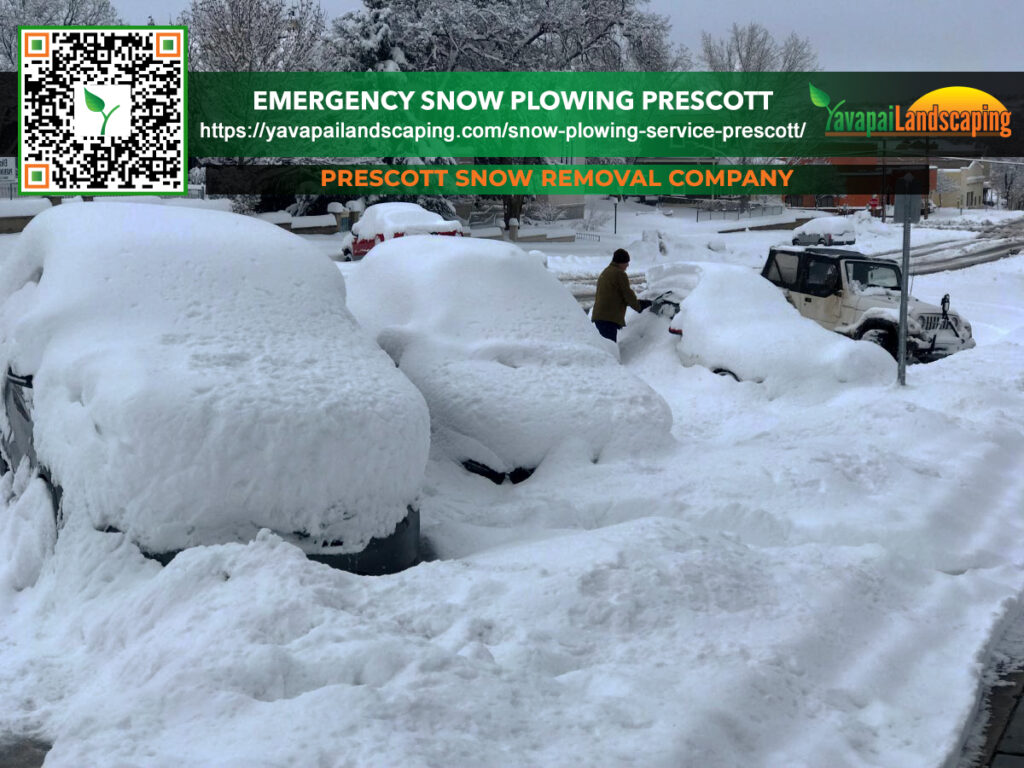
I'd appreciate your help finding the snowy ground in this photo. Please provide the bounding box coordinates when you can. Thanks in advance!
[1,202,1023,767]
[541,199,995,277]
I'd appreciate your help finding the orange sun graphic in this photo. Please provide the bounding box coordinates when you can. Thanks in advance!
[907,86,1007,113]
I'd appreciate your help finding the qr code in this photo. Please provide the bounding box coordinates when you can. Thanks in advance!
[19,27,186,195]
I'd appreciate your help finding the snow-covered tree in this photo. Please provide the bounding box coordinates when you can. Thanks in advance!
[935,169,960,208]
[328,0,688,224]
[182,0,326,72]
[0,0,121,70]
[329,0,689,73]
[990,159,1024,210]
[700,22,817,72]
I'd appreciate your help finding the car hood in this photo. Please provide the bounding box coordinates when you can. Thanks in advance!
[845,290,959,319]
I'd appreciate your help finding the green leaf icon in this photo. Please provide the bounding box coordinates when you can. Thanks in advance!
[84,88,105,113]
[808,83,830,109]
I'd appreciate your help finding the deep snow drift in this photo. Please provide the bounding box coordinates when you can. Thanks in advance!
[0,208,1023,768]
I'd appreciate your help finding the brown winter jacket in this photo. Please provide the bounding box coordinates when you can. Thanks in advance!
[591,263,641,327]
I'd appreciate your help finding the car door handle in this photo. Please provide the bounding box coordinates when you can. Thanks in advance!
[804,297,812,302]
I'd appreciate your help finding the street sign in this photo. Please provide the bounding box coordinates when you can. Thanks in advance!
[893,172,921,224]
[0,156,14,182]
[893,194,921,224]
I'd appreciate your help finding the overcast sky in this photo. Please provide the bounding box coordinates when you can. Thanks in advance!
[132,0,1023,70]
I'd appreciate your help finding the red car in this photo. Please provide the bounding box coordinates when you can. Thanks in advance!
[344,202,463,260]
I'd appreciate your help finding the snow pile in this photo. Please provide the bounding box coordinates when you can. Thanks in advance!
[3,507,1020,768]
[0,199,50,217]
[0,463,56,592]
[351,202,455,238]
[0,204,430,554]
[345,235,672,472]
[649,262,894,393]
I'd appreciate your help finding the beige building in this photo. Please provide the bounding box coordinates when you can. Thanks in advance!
[932,160,987,209]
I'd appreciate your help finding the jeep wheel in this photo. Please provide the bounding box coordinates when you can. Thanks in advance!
[857,327,898,359]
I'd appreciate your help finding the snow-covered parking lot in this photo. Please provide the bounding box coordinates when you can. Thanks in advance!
[0,201,1023,767]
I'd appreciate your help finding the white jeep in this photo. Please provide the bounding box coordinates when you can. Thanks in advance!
[761,247,975,362]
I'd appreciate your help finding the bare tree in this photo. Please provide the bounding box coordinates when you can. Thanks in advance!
[182,0,326,72]
[777,31,818,71]
[700,22,817,72]
[329,0,689,224]
[0,0,121,70]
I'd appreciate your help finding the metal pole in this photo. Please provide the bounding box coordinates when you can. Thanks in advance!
[897,217,911,385]
[614,199,618,234]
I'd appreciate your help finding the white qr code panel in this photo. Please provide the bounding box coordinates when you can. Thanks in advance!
[19,27,186,194]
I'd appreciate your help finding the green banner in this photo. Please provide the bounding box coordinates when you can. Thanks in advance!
[204,162,929,196]
[189,72,1024,159]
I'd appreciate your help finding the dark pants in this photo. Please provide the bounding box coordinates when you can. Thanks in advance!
[594,320,620,342]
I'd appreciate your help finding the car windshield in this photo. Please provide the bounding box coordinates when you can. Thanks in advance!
[845,261,901,293]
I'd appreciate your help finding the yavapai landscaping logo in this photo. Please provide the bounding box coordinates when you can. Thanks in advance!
[809,83,1012,139]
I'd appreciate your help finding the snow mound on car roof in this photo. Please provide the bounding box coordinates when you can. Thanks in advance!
[657,262,894,394]
[345,236,672,472]
[0,203,430,554]
[351,202,453,239]
[795,215,855,236]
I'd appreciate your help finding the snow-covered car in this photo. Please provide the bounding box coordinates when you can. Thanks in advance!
[344,202,462,260]
[345,236,673,483]
[761,246,975,362]
[639,261,895,391]
[791,215,856,246]
[0,204,431,574]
